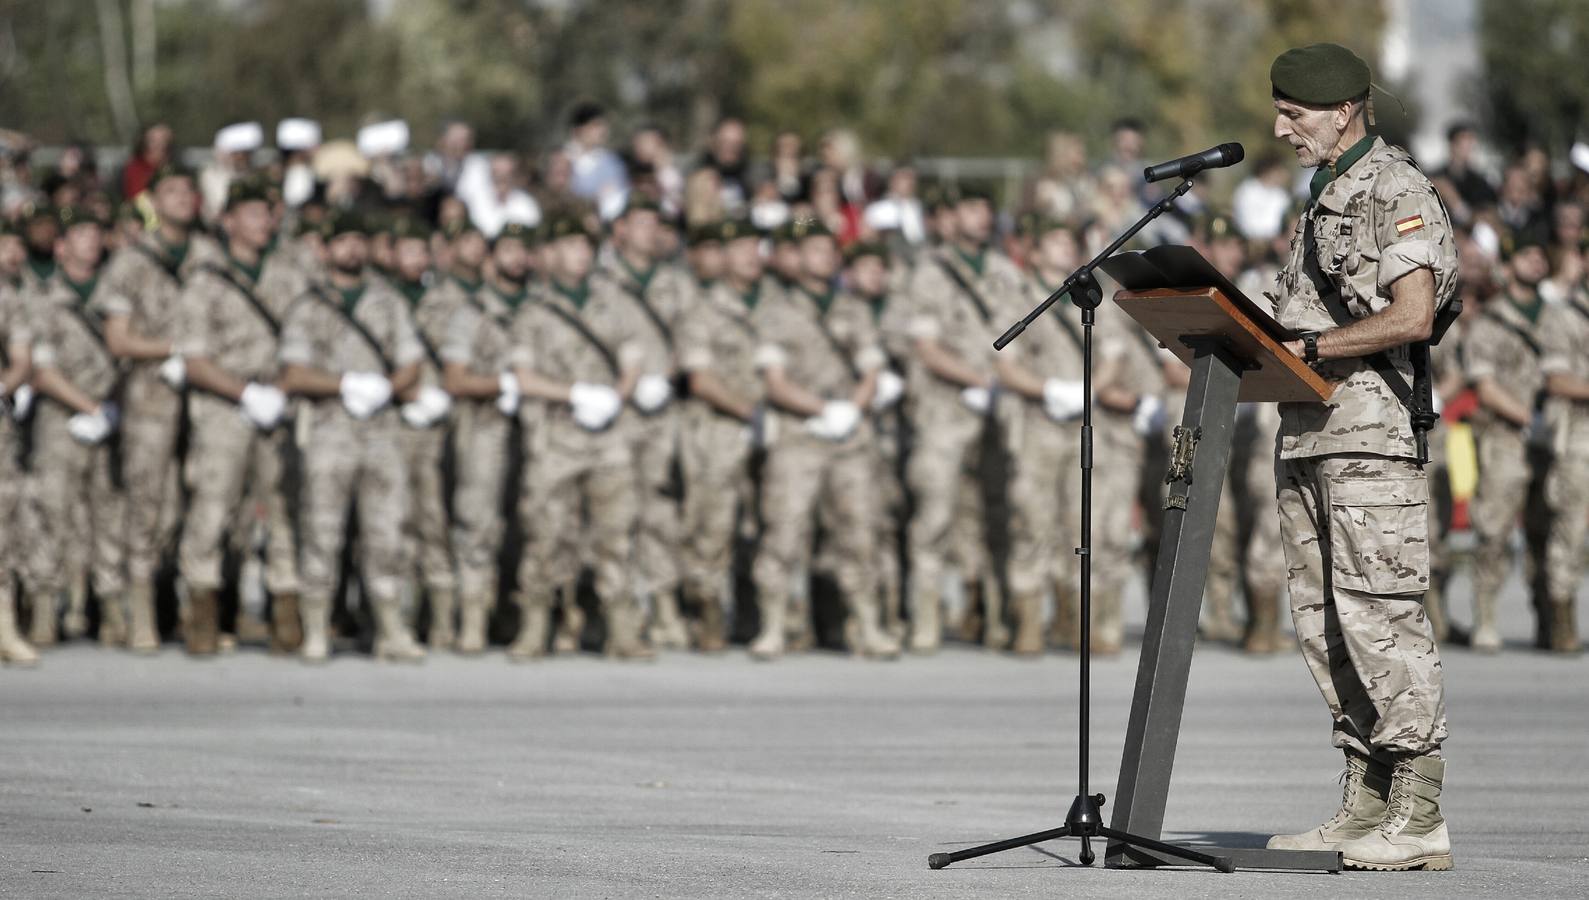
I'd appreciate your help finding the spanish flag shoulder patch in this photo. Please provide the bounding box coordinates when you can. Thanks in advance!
[1394,215,1425,236]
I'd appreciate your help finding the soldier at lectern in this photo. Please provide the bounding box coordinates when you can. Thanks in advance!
[1263,43,1458,872]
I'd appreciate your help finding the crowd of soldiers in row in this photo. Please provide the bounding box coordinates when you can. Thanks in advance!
[0,112,1585,667]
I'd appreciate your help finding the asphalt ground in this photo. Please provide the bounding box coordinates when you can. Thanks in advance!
[2,567,1587,899]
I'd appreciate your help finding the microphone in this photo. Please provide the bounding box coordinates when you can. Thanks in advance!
[1142,142,1244,183]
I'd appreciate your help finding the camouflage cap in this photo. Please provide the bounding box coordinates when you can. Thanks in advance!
[1271,43,1371,106]
[147,162,197,189]
[322,208,371,240]
[844,240,888,264]
[224,176,273,212]
[57,204,109,230]
[716,217,760,244]
[386,214,432,242]
[493,221,537,248]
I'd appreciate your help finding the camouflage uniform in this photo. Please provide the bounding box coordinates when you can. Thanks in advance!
[440,277,523,648]
[887,245,1021,651]
[24,275,126,640]
[865,290,909,640]
[1463,295,1547,649]
[752,283,894,656]
[172,252,300,612]
[402,277,464,641]
[507,282,643,657]
[1205,402,1287,650]
[1004,275,1087,648]
[1,275,36,660]
[598,260,694,643]
[278,276,425,657]
[90,232,222,601]
[1272,137,1454,757]
[1540,288,1589,650]
[676,278,765,647]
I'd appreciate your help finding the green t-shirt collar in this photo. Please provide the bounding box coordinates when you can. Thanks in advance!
[551,277,591,311]
[1309,135,1375,203]
[619,256,655,292]
[228,251,264,285]
[797,282,836,316]
[65,274,99,305]
[338,283,366,317]
[955,244,987,276]
[398,279,427,308]
[740,282,761,311]
[1510,289,1544,325]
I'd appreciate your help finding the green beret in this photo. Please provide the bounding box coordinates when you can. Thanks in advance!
[1502,224,1548,261]
[386,215,432,242]
[148,162,196,189]
[1199,213,1244,243]
[322,208,370,240]
[0,217,15,237]
[224,177,272,212]
[23,203,58,227]
[57,204,109,230]
[493,221,537,247]
[844,241,888,264]
[920,181,958,213]
[1019,212,1073,238]
[788,217,833,241]
[442,218,484,241]
[767,221,797,245]
[716,217,760,244]
[1271,43,1371,106]
[619,196,663,218]
[956,182,995,205]
[542,212,593,243]
[686,222,723,248]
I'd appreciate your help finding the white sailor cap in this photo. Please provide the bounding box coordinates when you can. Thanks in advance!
[276,118,322,152]
[356,120,410,158]
[214,121,264,154]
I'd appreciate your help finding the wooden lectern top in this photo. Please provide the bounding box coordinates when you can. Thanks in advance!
[1114,287,1332,403]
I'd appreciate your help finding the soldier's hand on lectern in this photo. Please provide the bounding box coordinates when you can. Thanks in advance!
[1043,378,1085,422]
[1133,394,1166,436]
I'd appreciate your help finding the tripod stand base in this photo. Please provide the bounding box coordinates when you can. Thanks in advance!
[927,794,1236,873]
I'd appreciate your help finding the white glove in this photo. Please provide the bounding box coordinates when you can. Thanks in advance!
[339,372,393,420]
[158,355,186,389]
[68,406,116,445]
[239,383,287,430]
[496,371,522,417]
[633,373,673,413]
[9,384,33,420]
[960,385,992,414]
[1133,394,1166,436]
[400,385,452,428]
[569,382,623,431]
[1042,378,1085,422]
[871,370,905,411]
[805,400,860,442]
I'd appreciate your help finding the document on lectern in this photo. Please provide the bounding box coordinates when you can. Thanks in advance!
[1096,245,1298,344]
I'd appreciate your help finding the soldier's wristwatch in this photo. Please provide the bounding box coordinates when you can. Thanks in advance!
[1301,332,1320,364]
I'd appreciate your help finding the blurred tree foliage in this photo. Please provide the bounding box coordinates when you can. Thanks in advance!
[1476,0,1589,155]
[0,0,1386,161]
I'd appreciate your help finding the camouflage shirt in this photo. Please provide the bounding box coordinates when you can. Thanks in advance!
[597,257,695,375]
[172,252,293,384]
[32,273,119,402]
[1539,288,1589,445]
[753,281,885,400]
[1015,272,1088,383]
[91,230,223,350]
[1272,137,1457,459]
[1,275,31,361]
[440,277,522,379]
[278,273,424,427]
[678,278,765,407]
[1466,294,1545,430]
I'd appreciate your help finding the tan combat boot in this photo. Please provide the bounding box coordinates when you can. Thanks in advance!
[1092,591,1124,656]
[507,592,551,661]
[1470,590,1502,653]
[426,587,458,651]
[1340,755,1453,871]
[1241,589,1285,654]
[1547,600,1581,654]
[552,588,583,654]
[270,593,304,655]
[979,575,1011,651]
[603,597,657,661]
[845,593,901,660]
[372,597,427,663]
[127,583,161,655]
[1268,750,1392,851]
[98,593,128,648]
[688,589,728,654]
[1009,590,1046,657]
[1048,584,1080,650]
[454,592,490,656]
[1200,582,1243,643]
[647,588,690,650]
[0,590,40,667]
[907,581,942,654]
[748,591,786,661]
[184,589,220,656]
[299,595,333,663]
[61,566,89,639]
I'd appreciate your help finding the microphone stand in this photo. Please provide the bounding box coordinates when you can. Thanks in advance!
[927,176,1234,874]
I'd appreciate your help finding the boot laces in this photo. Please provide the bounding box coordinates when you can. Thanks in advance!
[1378,759,1432,834]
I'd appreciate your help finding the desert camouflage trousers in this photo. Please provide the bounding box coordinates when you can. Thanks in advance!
[399,421,454,592]
[1544,432,1589,608]
[514,423,636,609]
[297,411,408,611]
[627,410,682,599]
[678,412,754,606]
[1006,413,1081,602]
[119,370,184,586]
[451,405,515,604]
[23,404,125,600]
[177,397,299,595]
[1470,422,1549,609]
[1276,452,1447,756]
